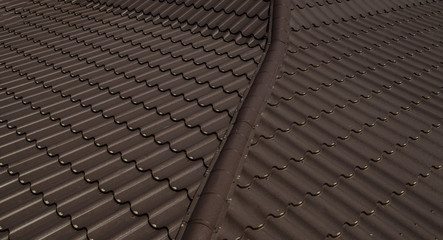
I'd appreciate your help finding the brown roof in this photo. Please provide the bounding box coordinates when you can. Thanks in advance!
[1,0,443,240]
[0,0,269,239]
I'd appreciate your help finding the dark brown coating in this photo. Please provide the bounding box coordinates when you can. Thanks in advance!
[0,0,270,239]
[216,0,443,239]
[1,0,443,240]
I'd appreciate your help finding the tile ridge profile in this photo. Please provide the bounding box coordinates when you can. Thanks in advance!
[179,0,291,239]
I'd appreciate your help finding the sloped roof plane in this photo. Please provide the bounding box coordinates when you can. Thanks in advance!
[0,0,270,239]
[214,0,443,239]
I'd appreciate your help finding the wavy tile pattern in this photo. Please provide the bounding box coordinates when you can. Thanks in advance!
[217,1,443,239]
[0,0,270,239]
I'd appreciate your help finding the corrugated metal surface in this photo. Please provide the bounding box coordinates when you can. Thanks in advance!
[217,0,443,239]
[0,0,270,239]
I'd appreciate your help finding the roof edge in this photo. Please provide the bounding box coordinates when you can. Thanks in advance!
[179,1,291,239]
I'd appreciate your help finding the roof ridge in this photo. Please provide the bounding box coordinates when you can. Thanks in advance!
[178,0,291,239]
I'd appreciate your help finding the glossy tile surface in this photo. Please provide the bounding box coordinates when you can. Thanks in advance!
[217,0,443,239]
[0,0,270,239]
[2,0,442,239]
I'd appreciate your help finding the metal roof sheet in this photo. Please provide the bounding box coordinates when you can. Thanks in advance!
[0,0,270,239]
[216,0,443,239]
